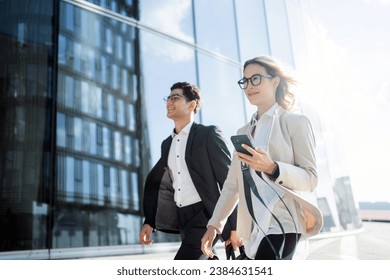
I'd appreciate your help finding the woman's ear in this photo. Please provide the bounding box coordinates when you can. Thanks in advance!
[273,76,280,88]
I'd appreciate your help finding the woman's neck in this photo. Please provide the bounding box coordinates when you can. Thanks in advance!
[257,102,276,117]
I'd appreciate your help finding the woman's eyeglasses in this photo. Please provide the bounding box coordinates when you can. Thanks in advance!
[237,73,273,89]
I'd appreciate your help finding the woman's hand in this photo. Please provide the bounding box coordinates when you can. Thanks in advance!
[201,226,218,258]
[236,144,277,174]
[225,230,243,251]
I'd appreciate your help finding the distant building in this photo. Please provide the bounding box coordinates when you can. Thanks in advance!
[0,0,361,259]
[359,202,390,222]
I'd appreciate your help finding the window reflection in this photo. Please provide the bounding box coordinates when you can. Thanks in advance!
[139,0,194,43]
[114,131,122,161]
[57,113,66,147]
[193,0,239,60]
[235,0,270,61]
[264,0,294,65]
[52,0,142,249]
[64,75,74,108]
[139,30,197,162]
[197,53,246,146]
[117,99,125,127]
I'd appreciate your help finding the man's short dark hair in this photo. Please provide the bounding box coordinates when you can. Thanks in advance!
[170,82,201,113]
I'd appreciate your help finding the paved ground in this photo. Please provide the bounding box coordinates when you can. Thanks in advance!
[307,221,390,259]
[85,221,390,260]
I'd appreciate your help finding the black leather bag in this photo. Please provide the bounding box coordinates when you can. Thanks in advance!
[225,243,249,260]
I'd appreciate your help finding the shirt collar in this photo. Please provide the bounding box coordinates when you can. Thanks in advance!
[171,121,194,138]
[250,103,278,127]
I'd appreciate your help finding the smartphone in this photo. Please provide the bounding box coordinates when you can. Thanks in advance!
[230,135,254,156]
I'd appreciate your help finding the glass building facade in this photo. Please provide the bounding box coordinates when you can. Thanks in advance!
[0,0,361,259]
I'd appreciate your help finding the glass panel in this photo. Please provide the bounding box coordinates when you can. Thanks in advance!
[74,117,83,152]
[89,122,97,155]
[193,0,239,59]
[52,0,142,250]
[0,0,54,252]
[139,0,194,43]
[57,113,66,147]
[197,53,247,149]
[103,126,111,159]
[285,0,307,69]
[123,135,132,164]
[235,0,270,61]
[140,30,197,162]
[120,170,129,209]
[114,131,122,161]
[82,160,90,204]
[96,164,104,206]
[117,99,125,127]
[84,0,136,18]
[264,0,294,65]
[130,172,139,211]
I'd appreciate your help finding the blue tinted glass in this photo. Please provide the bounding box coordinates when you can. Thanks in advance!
[197,53,247,148]
[139,0,194,43]
[57,113,66,147]
[264,0,294,65]
[235,0,270,60]
[140,30,197,162]
[194,0,239,59]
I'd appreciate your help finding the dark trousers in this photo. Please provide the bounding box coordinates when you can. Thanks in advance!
[254,233,301,260]
[174,201,217,260]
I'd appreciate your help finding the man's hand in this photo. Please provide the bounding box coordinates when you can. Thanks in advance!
[139,224,154,245]
[201,226,217,258]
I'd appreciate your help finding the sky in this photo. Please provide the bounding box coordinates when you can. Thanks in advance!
[307,0,390,203]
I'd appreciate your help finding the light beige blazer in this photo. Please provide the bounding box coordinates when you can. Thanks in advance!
[208,106,323,240]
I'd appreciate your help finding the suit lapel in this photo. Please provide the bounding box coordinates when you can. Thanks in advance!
[161,136,173,166]
[185,122,198,161]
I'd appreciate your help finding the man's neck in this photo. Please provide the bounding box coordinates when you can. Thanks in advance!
[174,117,193,134]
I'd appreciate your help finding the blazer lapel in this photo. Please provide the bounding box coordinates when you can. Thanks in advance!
[161,136,173,165]
[185,122,198,161]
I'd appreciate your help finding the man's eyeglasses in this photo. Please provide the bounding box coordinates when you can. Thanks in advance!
[237,73,273,89]
[163,93,187,103]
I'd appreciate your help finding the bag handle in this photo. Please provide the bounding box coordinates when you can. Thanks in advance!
[225,243,246,260]
[241,163,298,260]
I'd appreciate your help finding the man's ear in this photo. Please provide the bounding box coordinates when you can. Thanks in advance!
[188,100,197,112]
[194,100,201,113]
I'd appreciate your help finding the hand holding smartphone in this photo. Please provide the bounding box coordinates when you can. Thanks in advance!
[230,135,254,156]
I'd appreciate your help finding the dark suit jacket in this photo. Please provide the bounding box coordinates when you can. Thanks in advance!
[142,123,237,240]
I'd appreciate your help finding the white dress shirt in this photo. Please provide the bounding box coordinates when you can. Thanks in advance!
[168,121,202,207]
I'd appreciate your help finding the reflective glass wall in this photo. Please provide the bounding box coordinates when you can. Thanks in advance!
[0,0,145,257]
[54,0,142,250]
[0,0,56,253]
[0,0,361,259]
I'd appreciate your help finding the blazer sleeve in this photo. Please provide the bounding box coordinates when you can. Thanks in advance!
[207,155,240,234]
[206,126,232,188]
[275,115,318,192]
[206,126,237,234]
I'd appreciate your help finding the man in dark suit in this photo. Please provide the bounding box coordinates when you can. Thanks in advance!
[139,82,238,260]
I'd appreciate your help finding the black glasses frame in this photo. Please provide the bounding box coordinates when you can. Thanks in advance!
[237,73,273,89]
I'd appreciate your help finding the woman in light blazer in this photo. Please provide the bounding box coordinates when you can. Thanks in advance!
[201,56,323,260]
